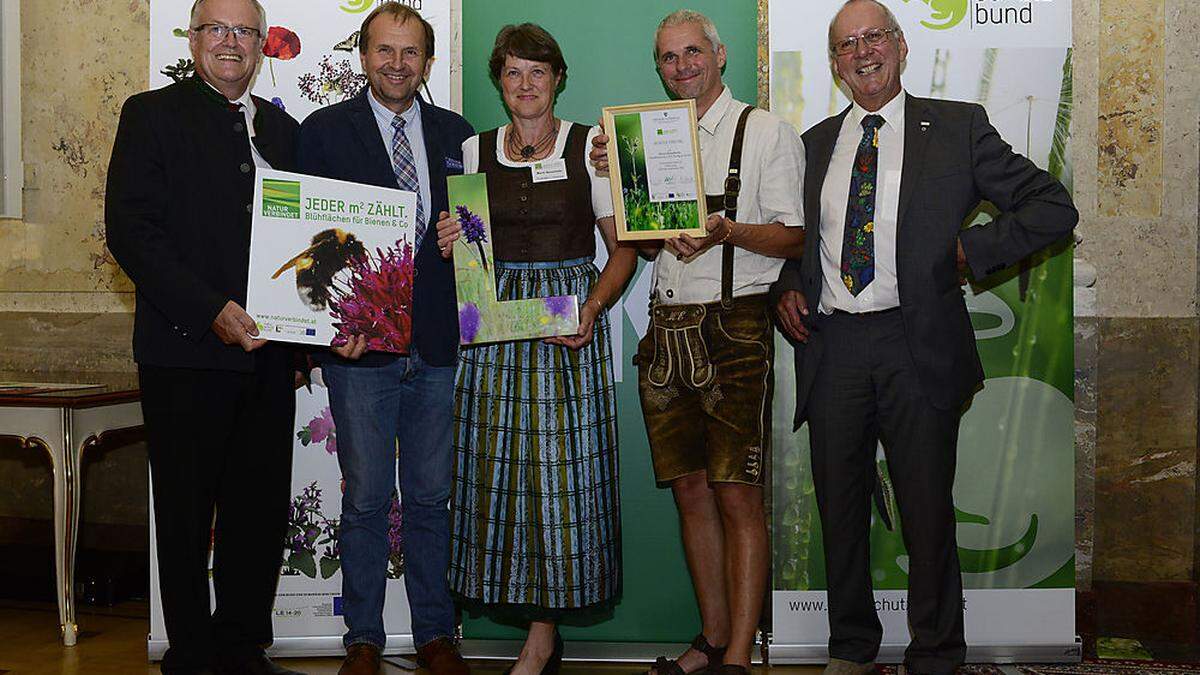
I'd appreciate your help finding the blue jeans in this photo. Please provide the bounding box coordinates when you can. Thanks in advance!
[323,350,456,650]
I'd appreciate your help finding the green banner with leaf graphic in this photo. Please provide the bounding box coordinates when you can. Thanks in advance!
[768,0,1075,658]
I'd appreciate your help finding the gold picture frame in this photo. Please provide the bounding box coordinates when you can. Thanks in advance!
[602,99,708,241]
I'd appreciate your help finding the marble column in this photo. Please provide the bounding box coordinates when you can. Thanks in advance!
[1087,0,1200,646]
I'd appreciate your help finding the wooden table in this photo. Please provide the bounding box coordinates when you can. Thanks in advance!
[0,372,144,646]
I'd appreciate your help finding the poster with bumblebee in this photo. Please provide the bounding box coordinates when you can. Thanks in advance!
[246,169,419,353]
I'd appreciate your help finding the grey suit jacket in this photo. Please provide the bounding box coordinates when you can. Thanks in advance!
[772,94,1077,427]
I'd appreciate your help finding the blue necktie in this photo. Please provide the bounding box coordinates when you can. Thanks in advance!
[390,115,425,244]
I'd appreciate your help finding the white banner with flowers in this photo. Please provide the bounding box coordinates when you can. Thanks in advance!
[149,0,452,120]
[147,0,451,657]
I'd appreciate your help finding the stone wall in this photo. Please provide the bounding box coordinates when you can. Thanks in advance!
[0,0,146,373]
[1082,0,1200,643]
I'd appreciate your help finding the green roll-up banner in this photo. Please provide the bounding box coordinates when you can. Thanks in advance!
[460,0,758,645]
[768,0,1077,662]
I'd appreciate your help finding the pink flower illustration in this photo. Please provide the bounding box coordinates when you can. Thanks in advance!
[297,406,337,454]
[329,243,415,353]
[309,407,337,454]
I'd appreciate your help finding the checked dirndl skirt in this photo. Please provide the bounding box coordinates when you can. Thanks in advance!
[448,257,621,615]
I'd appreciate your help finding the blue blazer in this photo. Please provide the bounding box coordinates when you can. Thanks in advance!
[298,88,474,367]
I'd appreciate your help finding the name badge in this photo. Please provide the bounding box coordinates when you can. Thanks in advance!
[530,158,568,183]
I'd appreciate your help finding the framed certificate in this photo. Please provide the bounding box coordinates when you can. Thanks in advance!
[602,100,708,241]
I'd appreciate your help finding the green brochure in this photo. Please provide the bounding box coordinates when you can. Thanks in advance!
[448,173,580,345]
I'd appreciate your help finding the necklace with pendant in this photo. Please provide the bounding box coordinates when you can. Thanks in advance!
[507,119,560,161]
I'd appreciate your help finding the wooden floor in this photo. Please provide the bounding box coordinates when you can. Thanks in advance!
[0,601,823,674]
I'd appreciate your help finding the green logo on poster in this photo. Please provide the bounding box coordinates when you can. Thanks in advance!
[263,179,301,219]
[340,0,422,13]
[904,0,967,30]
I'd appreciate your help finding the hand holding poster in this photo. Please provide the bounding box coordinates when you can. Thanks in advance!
[448,173,580,344]
[246,169,418,353]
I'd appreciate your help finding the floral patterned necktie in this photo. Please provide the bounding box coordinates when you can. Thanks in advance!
[840,114,885,296]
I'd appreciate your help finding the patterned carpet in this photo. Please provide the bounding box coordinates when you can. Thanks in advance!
[1016,660,1200,674]
[873,662,1012,667]
[871,662,1200,674]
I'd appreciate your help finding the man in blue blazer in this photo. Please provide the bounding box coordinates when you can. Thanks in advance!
[772,1,1077,674]
[296,3,473,674]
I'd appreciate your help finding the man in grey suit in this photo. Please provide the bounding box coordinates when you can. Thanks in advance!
[772,1,1077,674]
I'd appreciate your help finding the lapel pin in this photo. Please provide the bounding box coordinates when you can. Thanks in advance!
[920,120,931,132]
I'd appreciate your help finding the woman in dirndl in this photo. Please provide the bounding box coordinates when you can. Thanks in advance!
[433,22,637,675]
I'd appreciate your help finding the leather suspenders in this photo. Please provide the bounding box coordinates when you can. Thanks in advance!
[704,104,756,309]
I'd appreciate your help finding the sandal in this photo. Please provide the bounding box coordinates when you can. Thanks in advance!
[647,633,727,675]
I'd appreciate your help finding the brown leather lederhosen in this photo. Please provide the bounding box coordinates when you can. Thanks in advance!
[636,105,775,486]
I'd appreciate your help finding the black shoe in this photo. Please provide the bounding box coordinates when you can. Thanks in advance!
[220,652,306,675]
[647,633,727,675]
[546,631,564,675]
[502,631,564,675]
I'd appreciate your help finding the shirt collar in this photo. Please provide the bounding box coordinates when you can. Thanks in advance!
[197,77,257,135]
[368,89,421,130]
[850,89,906,136]
[229,87,256,133]
[697,85,735,136]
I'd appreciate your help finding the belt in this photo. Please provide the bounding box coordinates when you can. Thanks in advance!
[830,306,900,318]
[651,292,769,314]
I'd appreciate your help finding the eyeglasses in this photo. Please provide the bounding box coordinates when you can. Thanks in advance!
[191,23,262,42]
[831,27,898,56]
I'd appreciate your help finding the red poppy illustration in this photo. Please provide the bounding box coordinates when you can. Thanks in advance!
[262,26,301,86]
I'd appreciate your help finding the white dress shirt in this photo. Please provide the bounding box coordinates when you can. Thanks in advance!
[462,123,614,219]
[652,86,805,306]
[818,90,906,314]
[367,90,432,221]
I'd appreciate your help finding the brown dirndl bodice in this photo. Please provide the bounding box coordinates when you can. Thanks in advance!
[476,122,597,263]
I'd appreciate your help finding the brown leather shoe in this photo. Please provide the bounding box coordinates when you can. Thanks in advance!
[338,643,382,675]
[416,636,470,675]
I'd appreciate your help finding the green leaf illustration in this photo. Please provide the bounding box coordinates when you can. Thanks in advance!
[319,557,341,580]
[288,550,317,578]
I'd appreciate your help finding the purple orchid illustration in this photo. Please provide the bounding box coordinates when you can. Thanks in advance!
[544,296,574,318]
[282,482,341,579]
[455,204,489,272]
[386,492,404,579]
[458,302,481,343]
